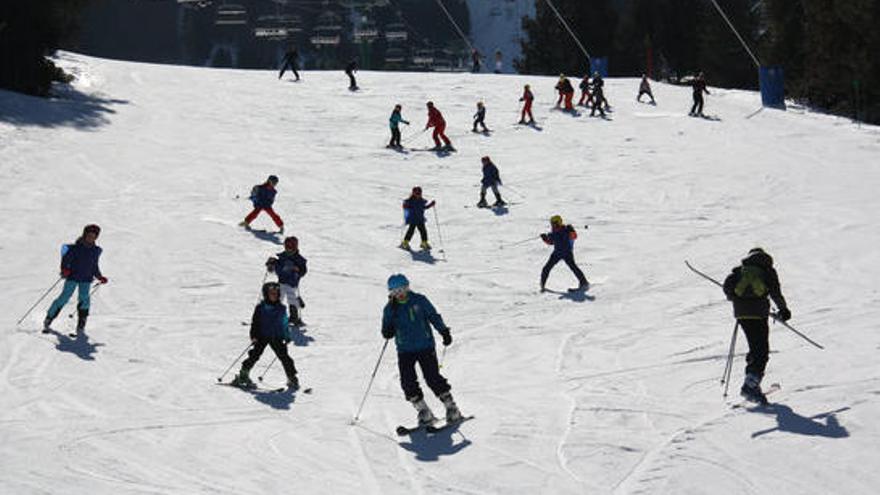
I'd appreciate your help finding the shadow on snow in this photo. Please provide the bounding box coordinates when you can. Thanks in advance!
[0,84,128,129]
[397,423,473,461]
[543,288,596,302]
[751,403,850,439]
[46,329,104,361]
[289,325,314,347]
[247,229,283,245]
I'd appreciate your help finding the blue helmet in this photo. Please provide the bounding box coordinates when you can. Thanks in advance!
[387,273,409,292]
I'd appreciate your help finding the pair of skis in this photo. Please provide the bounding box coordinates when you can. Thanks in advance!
[396,415,475,436]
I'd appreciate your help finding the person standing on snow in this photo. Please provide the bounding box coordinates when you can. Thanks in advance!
[722,248,791,404]
[472,101,489,133]
[540,215,589,292]
[690,72,710,116]
[231,282,300,390]
[494,50,503,74]
[577,74,593,107]
[590,73,607,118]
[382,273,462,427]
[43,224,108,334]
[241,175,284,234]
[425,101,453,151]
[278,46,300,81]
[388,104,410,149]
[471,49,481,73]
[519,84,535,125]
[555,74,575,111]
[477,156,505,208]
[637,74,655,104]
[400,186,435,251]
[345,59,358,90]
[266,236,308,327]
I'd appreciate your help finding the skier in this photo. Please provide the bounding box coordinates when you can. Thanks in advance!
[494,50,503,74]
[577,74,593,107]
[555,74,575,111]
[471,49,481,73]
[472,101,489,133]
[519,84,535,124]
[477,156,505,208]
[42,224,108,334]
[382,273,462,427]
[345,59,358,90]
[722,248,791,404]
[637,74,655,104]
[400,186,435,250]
[278,46,300,81]
[690,72,710,116]
[425,101,453,151]
[231,282,300,390]
[388,104,410,149]
[590,72,607,118]
[241,175,284,234]
[265,236,308,327]
[540,215,589,292]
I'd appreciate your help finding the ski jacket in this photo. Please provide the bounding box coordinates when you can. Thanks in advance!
[345,61,357,75]
[579,78,591,91]
[556,79,574,94]
[543,224,577,255]
[382,292,448,353]
[473,107,486,121]
[283,50,298,64]
[60,239,103,283]
[692,78,709,95]
[426,107,445,128]
[591,76,605,90]
[389,110,409,129]
[250,301,291,341]
[403,197,431,224]
[521,88,534,102]
[481,161,501,186]
[723,251,788,319]
[251,183,277,208]
[640,78,651,92]
[270,250,308,287]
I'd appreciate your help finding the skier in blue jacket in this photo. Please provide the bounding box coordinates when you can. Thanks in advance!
[43,224,108,334]
[266,236,308,326]
[540,215,589,292]
[382,274,462,426]
[241,175,284,233]
[477,156,505,208]
[388,104,410,149]
[399,186,435,251]
[232,282,299,390]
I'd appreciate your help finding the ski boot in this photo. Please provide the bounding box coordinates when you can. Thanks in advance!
[399,239,411,250]
[239,220,251,229]
[289,305,305,327]
[476,196,489,208]
[278,225,285,235]
[231,367,256,389]
[410,397,437,427]
[439,392,463,423]
[518,119,527,125]
[493,196,507,207]
[287,375,300,391]
[75,308,89,335]
[443,144,456,152]
[420,240,432,250]
[42,316,54,334]
[740,373,767,405]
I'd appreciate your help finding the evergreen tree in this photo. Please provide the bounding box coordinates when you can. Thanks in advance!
[697,0,760,89]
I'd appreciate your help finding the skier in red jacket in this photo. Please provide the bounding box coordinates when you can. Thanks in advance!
[519,84,535,124]
[425,101,453,151]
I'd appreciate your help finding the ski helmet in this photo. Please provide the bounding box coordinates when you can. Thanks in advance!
[82,224,101,237]
[387,273,409,294]
[481,156,491,164]
[426,101,434,107]
[411,186,422,195]
[262,281,281,300]
[550,215,563,226]
[268,175,279,184]
[284,236,298,250]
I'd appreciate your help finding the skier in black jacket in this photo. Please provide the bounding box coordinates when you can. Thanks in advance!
[278,46,300,81]
[345,59,358,90]
[690,72,710,116]
[723,248,791,404]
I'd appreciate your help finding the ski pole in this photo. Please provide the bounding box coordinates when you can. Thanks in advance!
[402,127,427,144]
[501,184,526,199]
[439,345,448,369]
[254,271,269,304]
[432,207,446,260]
[499,235,540,250]
[216,343,253,383]
[771,314,824,350]
[66,283,102,319]
[352,339,390,423]
[721,321,738,398]
[258,355,277,382]
[16,277,63,326]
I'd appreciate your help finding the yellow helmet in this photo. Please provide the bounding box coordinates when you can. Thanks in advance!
[550,215,563,225]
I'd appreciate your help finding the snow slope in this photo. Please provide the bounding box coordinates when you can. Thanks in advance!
[2,52,880,494]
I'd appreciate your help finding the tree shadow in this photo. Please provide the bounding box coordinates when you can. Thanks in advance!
[0,84,128,129]
[751,403,850,439]
[289,325,314,347]
[397,423,473,462]
[47,330,104,361]
[248,229,283,245]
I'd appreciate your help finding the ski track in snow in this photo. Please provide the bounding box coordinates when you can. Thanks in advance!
[1,52,880,494]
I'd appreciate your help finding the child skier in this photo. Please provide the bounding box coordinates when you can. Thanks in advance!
[345,59,358,90]
[388,104,410,149]
[400,186,435,250]
[425,101,453,151]
[477,156,505,208]
[232,281,300,390]
[690,72,710,116]
[637,74,655,104]
[241,175,284,233]
[43,224,108,334]
[472,101,489,133]
[266,236,308,326]
[278,46,300,81]
[540,215,589,292]
[577,74,593,106]
[590,73,607,118]
[382,274,462,427]
[519,84,535,124]
[555,74,575,111]
[722,248,791,404]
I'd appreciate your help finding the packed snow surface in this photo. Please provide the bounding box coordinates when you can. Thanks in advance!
[2,53,880,494]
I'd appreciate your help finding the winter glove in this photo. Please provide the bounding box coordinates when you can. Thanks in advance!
[776,307,791,322]
[97,276,108,284]
[427,200,436,208]
[265,258,277,271]
[382,327,395,339]
[297,296,305,308]
[439,328,452,346]
[61,268,72,278]
[540,233,550,243]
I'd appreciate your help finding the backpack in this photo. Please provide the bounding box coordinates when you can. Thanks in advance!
[249,184,261,206]
[734,264,768,298]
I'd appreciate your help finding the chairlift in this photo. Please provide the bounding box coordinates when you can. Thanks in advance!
[280,15,303,34]
[384,22,407,42]
[354,18,379,43]
[413,48,434,66]
[254,15,288,39]
[433,58,454,72]
[215,3,247,26]
[310,11,342,46]
[384,47,406,65]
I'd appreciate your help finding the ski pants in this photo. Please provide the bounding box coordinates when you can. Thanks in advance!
[347,71,357,89]
[278,62,299,80]
[638,89,654,103]
[480,184,501,202]
[280,283,302,310]
[390,127,402,147]
[242,337,297,380]
[541,251,588,288]
[578,89,592,106]
[521,101,533,122]
[591,96,606,117]
[431,123,451,147]
[404,222,428,242]
[556,92,563,107]
[397,348,450,402]
[691,93,704,115]
[739,318,770,379]
[47,280,92,319]
[563,91,574,110]
[473,116,488,132]
[245,207,284,228]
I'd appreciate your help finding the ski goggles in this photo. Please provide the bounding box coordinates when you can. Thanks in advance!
[388,285,409,297]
